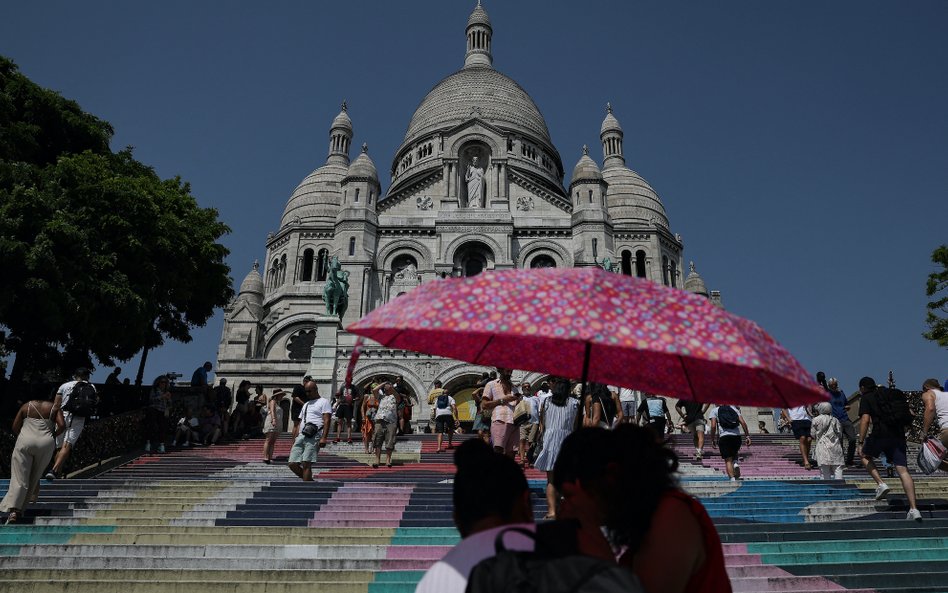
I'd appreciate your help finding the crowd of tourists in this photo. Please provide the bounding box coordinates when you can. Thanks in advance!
[3,361,945,536]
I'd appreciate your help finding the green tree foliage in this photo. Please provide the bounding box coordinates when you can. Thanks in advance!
[924,244,948,348]
[0,56,233,380]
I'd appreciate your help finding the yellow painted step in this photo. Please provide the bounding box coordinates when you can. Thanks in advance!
[0,570,377,583]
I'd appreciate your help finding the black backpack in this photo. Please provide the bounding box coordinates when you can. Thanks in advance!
[437,393,449,409]
[875,388,912,431]
[598,394,616,426]
[466,526,642,593]
[63,381,97,417]
[717,405,739,430]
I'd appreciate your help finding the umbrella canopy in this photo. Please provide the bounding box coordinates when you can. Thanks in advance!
[348,267,825,407]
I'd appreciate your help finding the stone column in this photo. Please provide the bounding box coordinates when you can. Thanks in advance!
[360,267,371,317]
[307,318,340,396]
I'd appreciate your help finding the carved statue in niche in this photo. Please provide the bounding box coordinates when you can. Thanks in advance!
[465,155,485,208]
[395,263,418,280]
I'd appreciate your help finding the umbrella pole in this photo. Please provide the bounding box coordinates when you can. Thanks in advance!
[580,342,591,396]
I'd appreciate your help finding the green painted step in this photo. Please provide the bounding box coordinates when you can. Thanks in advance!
[0,569,424,583]
[755,547,948,565]
[748,536,948,554]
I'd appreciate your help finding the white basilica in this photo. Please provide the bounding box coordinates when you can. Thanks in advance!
[217,3,721,412]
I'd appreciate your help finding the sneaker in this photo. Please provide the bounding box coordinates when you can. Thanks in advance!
[730,477,737,482]
[44,471,57,481]
[181,441,191,448]
[144,441,151,453]
[874,483,891,500]
[733,464,741,479]
[907,508,922,522]
[157,444,166,454]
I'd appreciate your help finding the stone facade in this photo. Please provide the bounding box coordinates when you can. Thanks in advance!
[216,3,721,419]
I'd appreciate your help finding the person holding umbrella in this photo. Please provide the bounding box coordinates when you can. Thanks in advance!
[554,426,732,593]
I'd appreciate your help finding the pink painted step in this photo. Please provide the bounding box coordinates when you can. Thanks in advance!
[309,483,414,528]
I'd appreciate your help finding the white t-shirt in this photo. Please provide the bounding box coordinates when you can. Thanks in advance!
[787,406,810,422]
[709,405,743,437]
[618,387,638,403]
[299,397,333,428]
[414,523,536,593]
[932,389,948,429]
[435,395,456,418]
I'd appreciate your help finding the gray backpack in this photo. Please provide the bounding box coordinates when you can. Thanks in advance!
[465,526,643,593]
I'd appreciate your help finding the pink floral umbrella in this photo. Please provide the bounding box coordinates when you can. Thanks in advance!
[348,267,825,407]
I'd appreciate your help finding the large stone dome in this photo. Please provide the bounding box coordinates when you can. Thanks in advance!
[402,66,553,149]
[602,166,670,228]
[280,163,347,228]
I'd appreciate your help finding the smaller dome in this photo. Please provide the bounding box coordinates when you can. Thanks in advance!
[238,261,264,301]
[600,102,622,135]
[345,143,379,182]
[570,145,602,184]
[332,102,352,132]
[684,261,709,297]
[467,1,491,28]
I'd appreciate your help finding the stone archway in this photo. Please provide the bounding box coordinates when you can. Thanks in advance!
[452,240,495,277]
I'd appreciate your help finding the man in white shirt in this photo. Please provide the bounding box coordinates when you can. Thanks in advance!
[433,386,458,453]
[709,404,751,481]
[47,368,97,480]
[373,383,400,468]
[288,380,332,481]
[781,405,814,470]
[618,387,639,424]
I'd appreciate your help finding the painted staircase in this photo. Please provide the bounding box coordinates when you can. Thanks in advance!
[1,433,946,592]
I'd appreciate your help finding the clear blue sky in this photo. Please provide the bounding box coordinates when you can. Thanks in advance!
[2,1,946,392]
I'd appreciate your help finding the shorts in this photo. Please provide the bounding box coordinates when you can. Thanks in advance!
[435,415,455,435]
[472,414,490,432]
[372,421,398,451]
[686,418,706,432]
[862,436,908,467]
[336,404,354,420]
[719,435,742,459]
[56,412,85,447]
[288,433,320,464]
[490,420,519,455]
[620,401,636,419]
[519,423,538,443]
[939,428,948,449]
[646,419,667,437]
[791,420,812,439]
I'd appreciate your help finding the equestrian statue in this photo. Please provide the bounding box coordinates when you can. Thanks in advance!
[323,256,350,319]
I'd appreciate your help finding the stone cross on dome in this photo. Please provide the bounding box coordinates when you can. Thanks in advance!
[253,259,259,271]
[361,142,368,153]
[341,100,348,112]
[583,144,589,156]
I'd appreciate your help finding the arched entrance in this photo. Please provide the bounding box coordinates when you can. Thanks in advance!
[442,373,485,424]
[453,241,494,277]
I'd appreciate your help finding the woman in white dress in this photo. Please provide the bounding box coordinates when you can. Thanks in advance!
[533,379,579,519]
